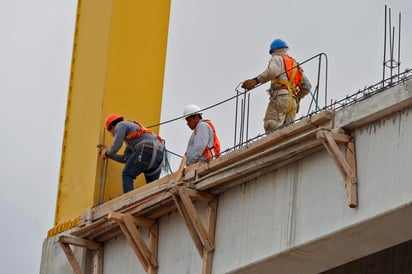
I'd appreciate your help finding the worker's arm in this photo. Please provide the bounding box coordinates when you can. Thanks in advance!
[257,55,283,84]
[242,55,283,90]
[298,73,312,99]
[105,123,129,163]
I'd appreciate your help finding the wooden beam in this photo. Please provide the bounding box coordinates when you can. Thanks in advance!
[91,246,103,274]
[59,241,83,274]
[179,188,214,251]
[60,235,100,250]
[317,130,358,208]
[202,198,218,274]
[196,137,322,191]
[59,235,103,274]
[346,139,358,208]
[174,155,187,183]
[171,190,204,255]
[148,224,159,274]
[123,214,158,268]
[108,212,159,272]
[184,188,215,201]
[195,110,333,177]
[108,211,155,228]
[116,220,149,272]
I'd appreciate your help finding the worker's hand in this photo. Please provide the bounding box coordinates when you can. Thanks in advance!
[241,78,258,90]
[97,144,108,159]
[100,148,108,159]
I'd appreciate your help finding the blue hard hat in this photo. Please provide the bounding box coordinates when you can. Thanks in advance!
[269,39,288,54]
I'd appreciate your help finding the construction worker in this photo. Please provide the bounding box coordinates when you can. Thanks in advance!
[98,114,165,193]
[183,104,221,166]
[242,38,312,134]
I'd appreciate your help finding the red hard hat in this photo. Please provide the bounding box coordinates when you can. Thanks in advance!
[105,113,124,130]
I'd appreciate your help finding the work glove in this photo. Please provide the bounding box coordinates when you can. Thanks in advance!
[97,144,108,159]
[242,78,258,90]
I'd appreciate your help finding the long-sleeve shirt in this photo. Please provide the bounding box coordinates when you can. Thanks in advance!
[185,120,214,166]
[256,48,312,98]
[106,121,163,163]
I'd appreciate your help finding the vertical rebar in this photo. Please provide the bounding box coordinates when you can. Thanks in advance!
[234,90,239,147]
[398,12,401,81]
[383,5,387,83]
[246,92,250,142]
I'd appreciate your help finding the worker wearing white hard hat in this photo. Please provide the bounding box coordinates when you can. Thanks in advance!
[183,104,221,166]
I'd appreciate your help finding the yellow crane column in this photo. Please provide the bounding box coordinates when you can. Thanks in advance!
[49,0,171,236]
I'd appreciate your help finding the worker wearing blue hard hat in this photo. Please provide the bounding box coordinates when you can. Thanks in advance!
[242,38,312,134]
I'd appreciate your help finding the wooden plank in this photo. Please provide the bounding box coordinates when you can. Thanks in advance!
[60,235,100,250]
[202,198,218,274]
[319,131,357,183]
[91,246,103,274]
[149,224,159,274]
[196,138,322,191]
[172,192,204,256]
[131,215,156,228]
[346,140,358,208]
[89,175,174,221]
[59,242,83,274]
[317,130,352,144]
[195,128,319,188]
[210,145,324,194]
[117,221,149,272]
[179,188,213,251]
[184,188,215,201]
[123,214,158,268]
[73,192,172,239]
[310,109,334,126]
[174,155,187,183]
[195,113,326,177]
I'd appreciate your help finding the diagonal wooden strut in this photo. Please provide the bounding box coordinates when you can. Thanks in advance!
[59,235,102,274]
[108,212,158,274]
[317,129,358,208]
[171,186,218,274]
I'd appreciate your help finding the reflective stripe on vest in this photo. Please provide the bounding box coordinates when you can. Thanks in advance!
[124,121,164,143]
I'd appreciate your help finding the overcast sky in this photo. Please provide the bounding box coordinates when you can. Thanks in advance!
[0,0,410,273]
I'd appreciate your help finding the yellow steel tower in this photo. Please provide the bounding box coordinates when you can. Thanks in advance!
[49,0,171,236]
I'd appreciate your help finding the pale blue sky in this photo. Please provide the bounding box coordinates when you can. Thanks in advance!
[0,1,410,273]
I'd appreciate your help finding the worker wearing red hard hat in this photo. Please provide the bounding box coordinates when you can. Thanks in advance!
[98,113,165,193]
[242,38,312,134]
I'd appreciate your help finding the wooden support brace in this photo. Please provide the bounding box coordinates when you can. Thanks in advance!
[108,212,158,273]
[317,129,358,208]
[171,186,216,259]
[59,235,102,274]
[91,246,104,274]
[171,189,204,255]
[202,198,218,274]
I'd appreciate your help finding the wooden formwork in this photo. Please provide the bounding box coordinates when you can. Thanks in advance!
[60,109,359,274]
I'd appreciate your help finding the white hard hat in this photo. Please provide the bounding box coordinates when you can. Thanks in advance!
[183,104,202,117]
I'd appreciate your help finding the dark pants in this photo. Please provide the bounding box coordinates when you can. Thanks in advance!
[122,145,163,193]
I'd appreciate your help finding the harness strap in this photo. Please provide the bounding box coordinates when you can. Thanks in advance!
[125,121,164,143]
[145,149,164,176]
[271,54,304,115]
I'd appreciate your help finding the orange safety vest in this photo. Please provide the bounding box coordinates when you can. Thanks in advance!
[124,121,164,143]
[195,120,221,161]
[271,54,304,96]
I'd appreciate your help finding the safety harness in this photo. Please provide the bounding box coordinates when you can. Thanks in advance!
[271,54,304,114]
[195,120,221,161]
[125,121,165,176]
[125,121,164,143]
